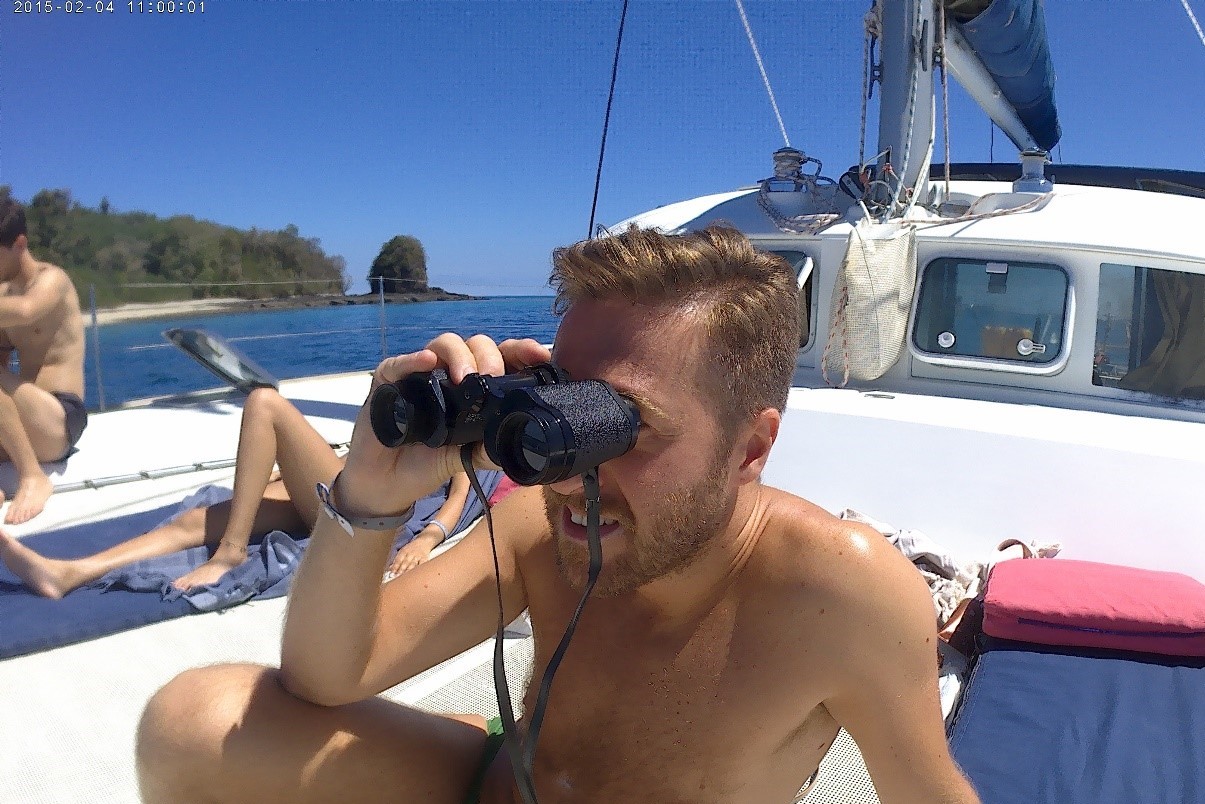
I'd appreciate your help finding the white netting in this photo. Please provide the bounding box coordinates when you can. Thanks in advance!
[823,222,917,385]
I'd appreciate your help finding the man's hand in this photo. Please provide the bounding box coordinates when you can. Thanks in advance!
[335,335,551,520]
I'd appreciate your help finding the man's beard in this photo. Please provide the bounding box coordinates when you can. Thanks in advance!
[543,447,733,597]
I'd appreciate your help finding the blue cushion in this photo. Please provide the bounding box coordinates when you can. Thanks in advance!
[948,638,1205,804]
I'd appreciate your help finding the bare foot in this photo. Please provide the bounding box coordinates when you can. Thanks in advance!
[171,550,246,591]
[4,474,55,525]
[0,529,79,598]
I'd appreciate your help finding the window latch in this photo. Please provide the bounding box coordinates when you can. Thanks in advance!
[1017,338,1047,357]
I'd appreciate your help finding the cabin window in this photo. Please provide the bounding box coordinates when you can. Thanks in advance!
[913,258,1068,364]
[771,250,815,349]
[1095,263,1205,400]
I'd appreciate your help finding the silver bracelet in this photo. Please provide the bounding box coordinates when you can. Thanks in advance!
[424,519,450,544]
[315,473,415,537]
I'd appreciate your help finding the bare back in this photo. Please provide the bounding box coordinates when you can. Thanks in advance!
[0,261,85,397]
[487,485,950,803]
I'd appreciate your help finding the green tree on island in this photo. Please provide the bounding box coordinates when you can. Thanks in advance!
[0,185,347,307]
[368,235,427,294]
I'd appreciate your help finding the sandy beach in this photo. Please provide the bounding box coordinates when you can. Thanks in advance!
[80,290,474,326]
[82,298,258,326]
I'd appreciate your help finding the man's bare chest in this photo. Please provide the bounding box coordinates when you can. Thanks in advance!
[519,600,832,797]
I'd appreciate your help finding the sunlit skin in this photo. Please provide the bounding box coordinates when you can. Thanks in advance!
[0,387,470,598]
[135,297,977,804]
[0,234,86,524]
[541,303,739,599]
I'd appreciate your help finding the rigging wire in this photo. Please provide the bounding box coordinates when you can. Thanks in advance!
[1181,0,1205,49]
[735,0,791,148]
[587,0,631,239]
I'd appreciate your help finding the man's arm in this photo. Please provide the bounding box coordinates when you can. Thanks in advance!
[822,526,980,804]
[0,267,68,329]
[280,332,552,707]
[281,483,539,706]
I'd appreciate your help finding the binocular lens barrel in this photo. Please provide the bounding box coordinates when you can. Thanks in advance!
[369,364,639,485]
[487,382,640,485]
[369,370,449,448]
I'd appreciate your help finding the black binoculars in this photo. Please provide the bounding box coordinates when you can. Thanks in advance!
[369,363,640,485]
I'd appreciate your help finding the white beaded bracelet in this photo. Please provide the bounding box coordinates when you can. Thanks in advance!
[425,520,450,544]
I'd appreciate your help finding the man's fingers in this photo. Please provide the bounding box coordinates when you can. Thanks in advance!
[371,333,534,392]
[373,349,438,387]
[499,338,553,371]
[465,334,506,378]
[425,333,484,383]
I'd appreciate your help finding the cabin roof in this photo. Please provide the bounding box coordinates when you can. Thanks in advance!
[619,180,1205,266]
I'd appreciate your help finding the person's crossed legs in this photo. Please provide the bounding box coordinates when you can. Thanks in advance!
[136,663,513,804]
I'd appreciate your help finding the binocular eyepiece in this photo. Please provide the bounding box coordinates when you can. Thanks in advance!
[369,363,640,485]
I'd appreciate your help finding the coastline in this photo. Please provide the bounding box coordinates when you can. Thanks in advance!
[82,291,477,326]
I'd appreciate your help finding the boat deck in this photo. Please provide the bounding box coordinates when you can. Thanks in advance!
[5,371,1205,801]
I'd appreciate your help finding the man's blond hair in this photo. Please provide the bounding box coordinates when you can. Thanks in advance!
[550,224,799,429]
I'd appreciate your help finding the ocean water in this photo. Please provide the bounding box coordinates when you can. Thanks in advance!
[88,296,561,408]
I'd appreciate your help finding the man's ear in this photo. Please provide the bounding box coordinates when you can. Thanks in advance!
[14,234,28,252]
[736,408,781,484]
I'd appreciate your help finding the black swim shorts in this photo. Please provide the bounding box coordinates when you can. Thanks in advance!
[52,391,88,460]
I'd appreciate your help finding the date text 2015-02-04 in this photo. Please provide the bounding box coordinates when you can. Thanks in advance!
[12,1,204,13]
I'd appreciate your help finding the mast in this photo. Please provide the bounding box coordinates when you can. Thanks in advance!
[874,0,937,211]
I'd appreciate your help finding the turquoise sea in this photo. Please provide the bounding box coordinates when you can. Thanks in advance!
[88,296,561,409]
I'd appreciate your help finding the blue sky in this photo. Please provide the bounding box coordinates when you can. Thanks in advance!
[2,0,1202,297]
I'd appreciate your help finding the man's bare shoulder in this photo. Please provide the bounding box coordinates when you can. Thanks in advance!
[750,486,931,623]
[2,261,78,315]
[37,262,79,305]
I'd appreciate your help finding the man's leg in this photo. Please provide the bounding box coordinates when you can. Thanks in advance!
[137,663,499,804]
[0,370,65,524]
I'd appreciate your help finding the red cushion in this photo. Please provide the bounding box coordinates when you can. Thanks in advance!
[983,558,1205,657]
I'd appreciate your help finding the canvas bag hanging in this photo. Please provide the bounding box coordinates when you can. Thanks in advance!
[823,221,917,385]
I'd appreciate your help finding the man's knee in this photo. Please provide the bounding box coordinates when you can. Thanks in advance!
[136,663,274,799]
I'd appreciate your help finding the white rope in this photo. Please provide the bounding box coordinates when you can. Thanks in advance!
[915,192,1052,230]
[734,0,791,147]
[1181,0,1205,49]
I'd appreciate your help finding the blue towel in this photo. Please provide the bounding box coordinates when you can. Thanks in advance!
[0,493,217,660]
[0,471,503,657]
[95,471,503,612]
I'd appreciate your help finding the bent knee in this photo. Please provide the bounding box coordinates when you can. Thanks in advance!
[243,386,284,416]
[137,664,276,792]
[140,663,274,742]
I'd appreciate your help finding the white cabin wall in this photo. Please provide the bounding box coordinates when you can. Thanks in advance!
[764,388,1205,582]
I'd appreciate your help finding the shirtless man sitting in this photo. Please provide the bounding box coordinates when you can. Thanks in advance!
[136,225,979,803]
[0,199,87,524]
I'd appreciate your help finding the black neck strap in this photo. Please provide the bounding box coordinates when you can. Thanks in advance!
[461,447,603,804]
